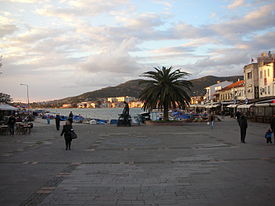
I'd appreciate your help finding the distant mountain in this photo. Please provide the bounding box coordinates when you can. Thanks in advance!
[40,75,243,105]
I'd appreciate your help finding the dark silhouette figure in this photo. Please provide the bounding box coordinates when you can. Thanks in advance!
[55,114,61,131]
[7,115,16,135]
[270,115,275,144]
[68,111,73,124]
[239,115,248,143]
[122,101,129,116]
[235,110,241,125]
[61,120,73,150]
[117,101,131,126]
[265,128,272,144]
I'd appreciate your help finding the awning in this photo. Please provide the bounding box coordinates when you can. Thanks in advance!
[255,103,275,107]
[205,104,219,108]
[0,103,19,111]
[189,104,205,108]
[237,104,253,109]
[227,104,238,108]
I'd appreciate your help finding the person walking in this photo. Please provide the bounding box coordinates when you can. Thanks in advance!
[7,115,16,135]
[239,115,248,143]
[60,120,73,150]
[235,110,241,125]
[265,128,272,144]
[270,115,275,144]
[46,116,51,124]
[209,113,215,129]
[55,114,61,131]
[68,111,73,124]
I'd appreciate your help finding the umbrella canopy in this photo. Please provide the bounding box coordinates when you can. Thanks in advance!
[0,103,19,111]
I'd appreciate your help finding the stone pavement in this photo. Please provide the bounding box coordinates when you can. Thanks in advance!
[0,117,275,206]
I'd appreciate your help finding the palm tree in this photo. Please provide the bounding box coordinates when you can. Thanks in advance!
[139,66,192,121]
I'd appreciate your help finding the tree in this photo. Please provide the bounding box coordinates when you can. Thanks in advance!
[0,93,12,103]
[139,66,192,121]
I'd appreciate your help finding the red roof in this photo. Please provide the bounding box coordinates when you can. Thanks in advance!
[220,80,244,91]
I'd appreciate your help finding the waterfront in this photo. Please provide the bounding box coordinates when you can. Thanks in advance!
[46,108,146,120]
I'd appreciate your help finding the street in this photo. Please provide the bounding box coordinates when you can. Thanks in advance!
[0,117,275,206]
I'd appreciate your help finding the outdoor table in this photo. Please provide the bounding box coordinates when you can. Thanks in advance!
[0,125,9,135]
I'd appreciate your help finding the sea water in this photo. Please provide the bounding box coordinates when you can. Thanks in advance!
[46,108,147,120]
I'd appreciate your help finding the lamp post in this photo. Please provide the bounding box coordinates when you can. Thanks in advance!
[20,83,30,112]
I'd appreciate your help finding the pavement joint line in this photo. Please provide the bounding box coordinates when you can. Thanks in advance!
[90,144,236,151]
[1,157,275,166]
[19,163,79,206]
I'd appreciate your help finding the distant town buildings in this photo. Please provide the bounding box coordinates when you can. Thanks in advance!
[204,81,233,103]
[68,96,143,109]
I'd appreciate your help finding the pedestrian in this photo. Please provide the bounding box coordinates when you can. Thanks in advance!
[239,115,248,143]
[55,114,61,131]
[265,128,272,144]
[208,112,215,129]
[60,120,73,150]
[68,111,73,124]
[235,110,241,125]
[270,115,275,144]
[7,115,16,135]
[47,116,51,124]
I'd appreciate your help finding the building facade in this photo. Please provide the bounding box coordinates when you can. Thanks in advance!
[244,63,259,100]
[204,81,233,103]
[218,80,245,102]
[258,61,275,97]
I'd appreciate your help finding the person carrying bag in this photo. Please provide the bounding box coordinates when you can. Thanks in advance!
[60,120,77,150]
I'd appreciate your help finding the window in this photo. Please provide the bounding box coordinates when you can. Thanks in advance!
[260,71,263,79]
[268,86,270,94]
[247,72,252,79]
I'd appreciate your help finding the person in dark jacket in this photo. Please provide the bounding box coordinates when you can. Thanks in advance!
[270,115,275,144]
[55,114,61,131]
[239,115,248,143]
[60,120,73,150]
[68,111,73,124]
[7,115,16,135]
[235,110,241,125]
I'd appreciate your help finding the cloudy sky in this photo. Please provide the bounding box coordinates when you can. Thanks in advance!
[0,0,274,102]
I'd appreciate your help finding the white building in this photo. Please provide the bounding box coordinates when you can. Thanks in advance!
[204,81,233,103]
[257,52,275,98]
[107,96,136,103]
[77,101,96,108]
[258,61,275,97]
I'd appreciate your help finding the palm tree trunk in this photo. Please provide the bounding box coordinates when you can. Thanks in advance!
[163,105,169,121]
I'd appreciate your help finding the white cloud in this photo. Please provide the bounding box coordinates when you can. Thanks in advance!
[2,0,41,3]
[80,38,143,74]
[227,0,246,9]
[0,0,274,101]
[0,24,17,37]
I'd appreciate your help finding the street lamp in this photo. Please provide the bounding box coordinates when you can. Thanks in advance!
[20,83,30,112]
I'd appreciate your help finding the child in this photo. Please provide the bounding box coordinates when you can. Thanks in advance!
[265,128,272,144]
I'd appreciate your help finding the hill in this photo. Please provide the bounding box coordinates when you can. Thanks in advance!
[39,75,243,106]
